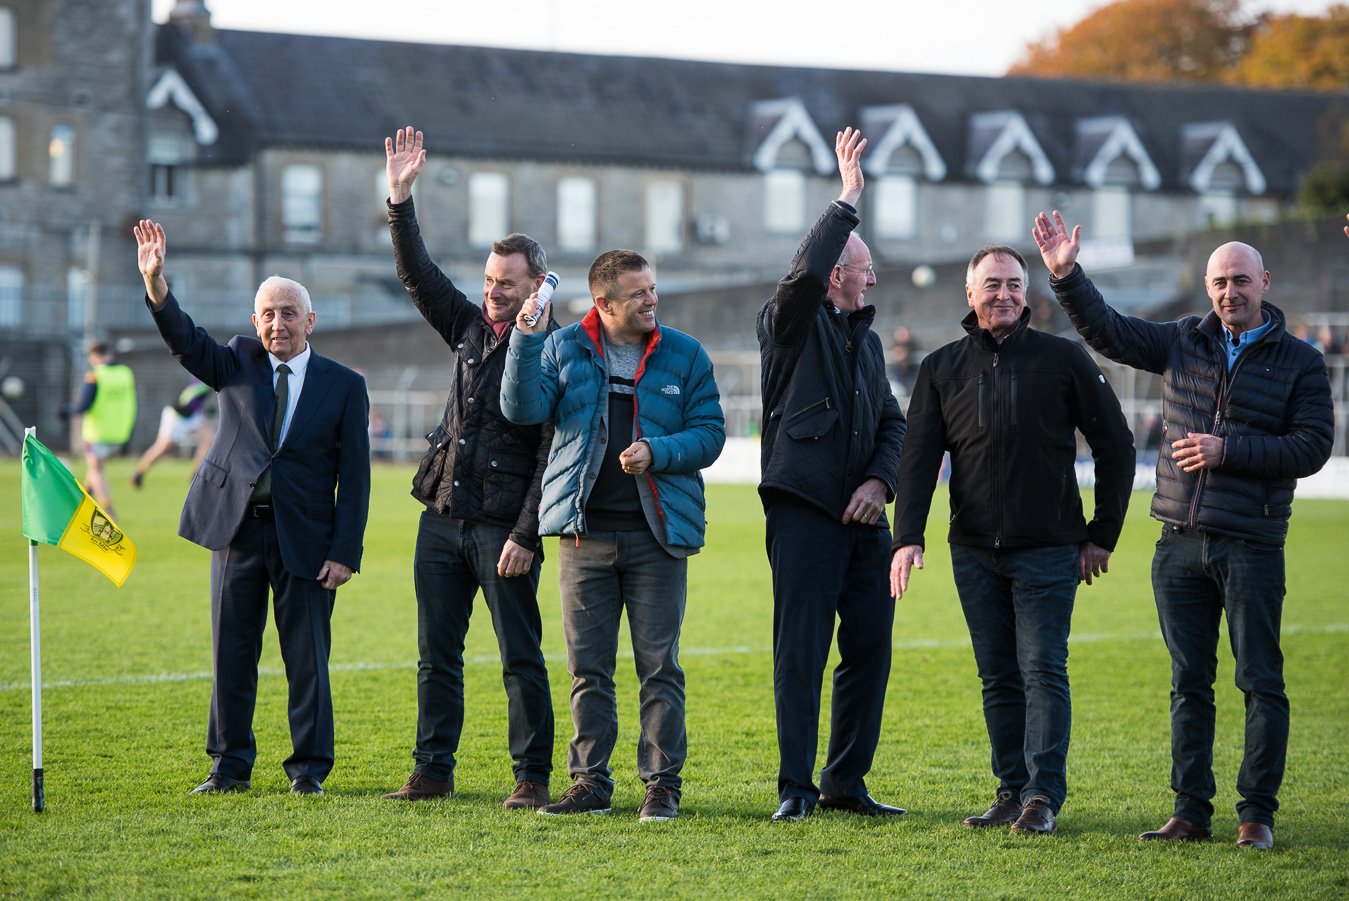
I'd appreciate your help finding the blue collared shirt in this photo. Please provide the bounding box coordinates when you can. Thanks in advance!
[1220,313,1273,371]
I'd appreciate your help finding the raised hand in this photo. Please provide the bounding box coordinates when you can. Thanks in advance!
[836,127,867,206]
[1032,210,1081,279]
[385,126,426,204]
[515,290,550,336]
[133,218,169,307]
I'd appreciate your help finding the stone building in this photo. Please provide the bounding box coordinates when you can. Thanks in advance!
[2,0,1346,454]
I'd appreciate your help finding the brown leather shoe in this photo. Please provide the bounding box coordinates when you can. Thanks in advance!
[1236,821,1274,850]
[381,772,454,801]
[1009,797,1056,835]
[1139,816,1212,842]
[963,791,1022,827]
[502,780,550,810]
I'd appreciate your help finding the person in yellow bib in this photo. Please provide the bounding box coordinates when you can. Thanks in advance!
[64,340,136,518]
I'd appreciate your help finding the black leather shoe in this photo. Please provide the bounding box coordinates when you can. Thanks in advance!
[290,776,324,795]
[818,794,908,817]
[771,797,815,822]
[189,774,250,795]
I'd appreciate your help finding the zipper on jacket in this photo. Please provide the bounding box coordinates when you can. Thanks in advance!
[1186,368,1228,529]
[977,371,986,431]
[991,353,1003,548]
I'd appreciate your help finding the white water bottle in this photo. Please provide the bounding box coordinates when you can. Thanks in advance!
[524,271,559,326]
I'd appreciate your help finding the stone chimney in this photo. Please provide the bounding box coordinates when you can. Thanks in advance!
[169,0,215,42]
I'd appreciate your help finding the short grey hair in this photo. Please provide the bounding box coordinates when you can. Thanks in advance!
[255,275,312,314]
[965,244,1028,287]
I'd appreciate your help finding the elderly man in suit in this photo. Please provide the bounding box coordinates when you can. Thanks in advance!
[135,219,371,797]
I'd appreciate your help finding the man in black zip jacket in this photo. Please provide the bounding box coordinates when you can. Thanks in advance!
[1034,210,1333,851]
[759,128,908,823]
[379,126,557,810]
[890,242,1135,837]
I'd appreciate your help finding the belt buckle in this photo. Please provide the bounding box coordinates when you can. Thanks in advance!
[250,503,272,518]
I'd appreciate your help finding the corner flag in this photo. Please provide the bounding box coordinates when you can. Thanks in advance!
[21,433,136,586]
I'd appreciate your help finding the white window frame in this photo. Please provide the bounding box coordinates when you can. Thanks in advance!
[468,172,509,248]
[1092,186,1132,241]
[281,164,323,243]
[0,264,23,327]
[49,124,76,186]
[1198,191,1238,228]
[984,181,1024,241]
[0,8,15,70]
[875,175,917,240]
[148,134,193,205]
[764,169,805,234]
[557,176,597,253]
[0,116,14,180]
[644,180,684,254]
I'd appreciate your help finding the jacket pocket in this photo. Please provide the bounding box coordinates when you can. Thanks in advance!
[482,452,534,520]
[412,425,450,499]
[199,459,228,487]
[785,396,838,440]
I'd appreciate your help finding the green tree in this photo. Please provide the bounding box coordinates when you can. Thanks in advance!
[1296,162,1349,215]
[1008,0,1249,83]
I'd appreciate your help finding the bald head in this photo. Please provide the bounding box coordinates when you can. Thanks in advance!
[1207,241,1264,275]
[1205,241,1269,337]
[829,234,876,313]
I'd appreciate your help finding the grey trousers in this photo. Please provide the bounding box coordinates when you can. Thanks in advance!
[557,528,688,799]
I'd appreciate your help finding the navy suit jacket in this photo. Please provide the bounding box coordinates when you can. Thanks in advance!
[150,292,370,578]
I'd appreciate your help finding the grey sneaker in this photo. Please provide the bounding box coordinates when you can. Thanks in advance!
[538,782,611,816]
[638,785,679,822]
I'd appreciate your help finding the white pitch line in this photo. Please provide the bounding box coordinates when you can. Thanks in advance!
[1,623,1344,693]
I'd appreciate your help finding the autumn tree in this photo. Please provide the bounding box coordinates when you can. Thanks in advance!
[1008,0,1250,83]
[1230,5,1349,90]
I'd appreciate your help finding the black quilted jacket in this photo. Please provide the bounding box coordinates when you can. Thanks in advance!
[756,201,906,521]
[1051,264,1333,546]
[390,198,554,551]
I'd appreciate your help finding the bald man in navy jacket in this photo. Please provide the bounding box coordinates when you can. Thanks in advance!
[136,219,370,796]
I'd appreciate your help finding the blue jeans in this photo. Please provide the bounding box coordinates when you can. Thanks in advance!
[1152,525,1287,829]
[950,544,1079,814]
[557,529,688,800]
[410,511,553,784]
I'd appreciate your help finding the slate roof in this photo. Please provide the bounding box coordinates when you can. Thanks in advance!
[155,23,1348,196]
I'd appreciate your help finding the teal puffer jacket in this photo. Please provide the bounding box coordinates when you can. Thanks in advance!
[501,308,725,552]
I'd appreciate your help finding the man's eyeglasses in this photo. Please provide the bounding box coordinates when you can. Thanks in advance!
[838,263,875,276]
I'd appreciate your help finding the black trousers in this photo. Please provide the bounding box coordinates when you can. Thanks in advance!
[410,511,552,784]
[206,516,336,782]
[766,496,895,802]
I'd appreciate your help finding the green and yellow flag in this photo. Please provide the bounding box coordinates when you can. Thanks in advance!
[21,434,136,586]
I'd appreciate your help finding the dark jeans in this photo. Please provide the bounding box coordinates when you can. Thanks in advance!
[207,517,336,783]
[1152,525,1287,829]
[557,528,688,800]
[950,543,1078,814]
[766,497,895,803]
[411,511,553,784]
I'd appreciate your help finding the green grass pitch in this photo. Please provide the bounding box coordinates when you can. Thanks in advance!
[1,458,1346,898]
